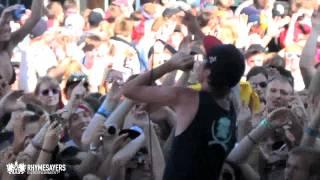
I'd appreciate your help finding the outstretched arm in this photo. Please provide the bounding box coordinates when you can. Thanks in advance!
[300,72,320,147]
[10,0,44,49]
[300,9,320,88]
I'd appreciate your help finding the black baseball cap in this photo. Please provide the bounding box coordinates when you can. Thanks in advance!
[205,44,245,88]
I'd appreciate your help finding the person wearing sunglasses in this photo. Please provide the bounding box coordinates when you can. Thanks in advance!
[34,76,62,113]
[247,66,269,106]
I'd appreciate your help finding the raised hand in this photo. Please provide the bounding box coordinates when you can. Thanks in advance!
[108,80,122,101]
[110,133,130,155]
[312,8,320,32]
[90,123,107,147]
[169,51,195,71]
[0,90,25,114]
[287,94,308,125]
[42,121,62,152]
[267,107,295,128]
[12,111,31,153]
[182,11,200,35]
[0,4,23,24]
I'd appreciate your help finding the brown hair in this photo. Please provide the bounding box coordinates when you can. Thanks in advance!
[34,76,60,96]
[263,53,286,68]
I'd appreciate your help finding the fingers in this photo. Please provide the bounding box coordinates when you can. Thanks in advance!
[8,90,24,100]
[116,133,129,143]
[96,124,107,137]
[112,133,130,151]
[49,120,59,130]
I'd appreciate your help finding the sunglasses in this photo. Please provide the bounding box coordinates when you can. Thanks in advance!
[252,82,267,88]
[67,75,89,88]
[41,88,59,96]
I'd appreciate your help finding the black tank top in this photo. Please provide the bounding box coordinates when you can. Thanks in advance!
[163,91,237,180]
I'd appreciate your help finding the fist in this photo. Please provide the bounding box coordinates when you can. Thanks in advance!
[169,52,195,71]
[267,107,295,128]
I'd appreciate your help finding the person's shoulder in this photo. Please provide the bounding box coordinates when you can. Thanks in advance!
[175,87,199,101]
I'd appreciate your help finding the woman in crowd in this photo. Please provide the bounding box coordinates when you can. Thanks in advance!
[34,76,63,114]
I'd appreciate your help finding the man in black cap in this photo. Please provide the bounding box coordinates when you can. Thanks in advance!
[123,42,245,180]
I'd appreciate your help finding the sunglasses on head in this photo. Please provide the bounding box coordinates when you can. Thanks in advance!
[68,75,88,83]
[41,88,59,96]
[67,75,89,88]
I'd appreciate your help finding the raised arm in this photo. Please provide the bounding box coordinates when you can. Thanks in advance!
[134,113,166,180]
[81,83,121,146]
[183,12,205,42]
[23,117,50,161]
[300,9,320,88]
[283,12,300,48]
[27,121,61,180]
[122,51,194,106]
[10,0,44,49]
[300,71,320,147]
[111,132,145,167]
[97,134,129,179]
[228,108,294,163]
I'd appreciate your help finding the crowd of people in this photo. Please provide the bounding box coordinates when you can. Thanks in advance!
[0,0,320,179]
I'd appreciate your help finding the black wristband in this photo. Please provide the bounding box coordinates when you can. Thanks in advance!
[41,147,54,154]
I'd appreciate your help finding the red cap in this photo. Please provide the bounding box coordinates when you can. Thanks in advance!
[203,35,223,54]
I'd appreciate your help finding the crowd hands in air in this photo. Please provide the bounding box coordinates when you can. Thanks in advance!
[0,0,320,179]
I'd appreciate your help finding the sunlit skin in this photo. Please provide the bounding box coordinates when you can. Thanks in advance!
[37,82,60,107]
[265,79,293,112]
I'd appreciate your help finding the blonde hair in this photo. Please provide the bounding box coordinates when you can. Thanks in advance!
[151,17,166,32]
[114,18,134,37]
[63,59,82,80]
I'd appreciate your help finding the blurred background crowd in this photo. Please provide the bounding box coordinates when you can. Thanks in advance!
[0,0,320,180]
